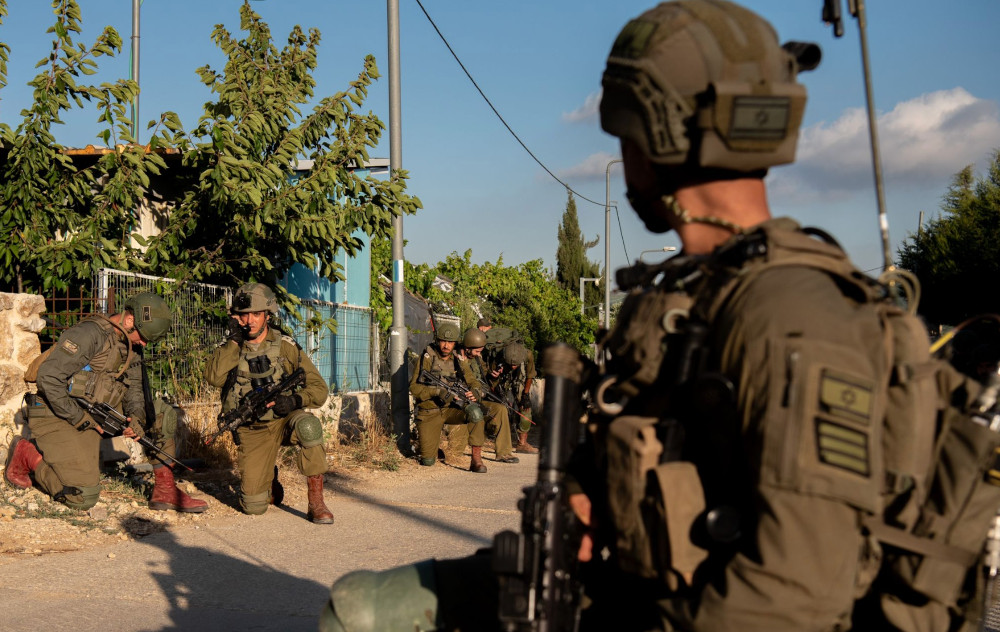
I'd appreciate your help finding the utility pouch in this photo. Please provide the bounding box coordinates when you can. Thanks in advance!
[879,409,1000,610]
[22,348,55,384]
[606,415,708,589]
[67,370,127,410]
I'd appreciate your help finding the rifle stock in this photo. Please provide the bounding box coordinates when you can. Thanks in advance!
[493,343,584,632]
[204,367,307,446]
[73,398,192,472]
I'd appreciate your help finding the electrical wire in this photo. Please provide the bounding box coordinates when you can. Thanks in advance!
[612,204,631,264]
[412,0,608,208]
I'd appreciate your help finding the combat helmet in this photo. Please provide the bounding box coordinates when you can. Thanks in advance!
[124,292,172,344]
[232,283,278,314]
[600,0,820,172]
[435,321,461,343]
[463,328,487,349]
[503,342,529,366]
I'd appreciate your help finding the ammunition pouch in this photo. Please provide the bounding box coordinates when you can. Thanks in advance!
[67,369,127,410]
[606,416,708,590]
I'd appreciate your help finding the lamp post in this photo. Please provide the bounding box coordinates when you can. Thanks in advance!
[605,158,622,332]
[579,277,601,316]
[639,246,678,263]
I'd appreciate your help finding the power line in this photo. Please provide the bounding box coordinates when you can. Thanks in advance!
[412,0,607,208]
[612,204,631,264]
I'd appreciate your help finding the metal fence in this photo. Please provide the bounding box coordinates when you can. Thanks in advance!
[93,268,232,403]
[287,301,377,393]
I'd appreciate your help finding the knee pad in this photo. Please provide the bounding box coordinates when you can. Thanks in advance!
[294,414,324,448]
[321,560,438,632]
[154,399,178,438]
[241,490,270,515]
[58,484,102,510]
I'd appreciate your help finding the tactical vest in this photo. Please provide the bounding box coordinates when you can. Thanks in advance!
[597,220,1000,624]
[223,335,288,421]
[414,345,463,410]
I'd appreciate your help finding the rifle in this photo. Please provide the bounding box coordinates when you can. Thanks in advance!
[204,367,306,446]
[493,343,585,632]
[73,398,192,472]
[417,369,486,419]
[438,371,537,427]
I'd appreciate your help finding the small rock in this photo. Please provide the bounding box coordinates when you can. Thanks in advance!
[10,497,23,507]
[88,505,109,521]
[131,501,139,508]
[26,502,38,512]
[107,553,116,559]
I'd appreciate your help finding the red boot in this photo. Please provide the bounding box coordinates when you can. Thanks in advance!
[307,475,334,524]
[469,446,487,474]
[4,437,42,489]
[150,466,208,513]
[515,432,539,454]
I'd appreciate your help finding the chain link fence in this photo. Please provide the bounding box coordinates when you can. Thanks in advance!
[287,301,378,393]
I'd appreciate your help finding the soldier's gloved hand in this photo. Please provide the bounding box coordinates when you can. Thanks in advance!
[271,394,302,417]
[519,392,531,410]
[227,317,246,345]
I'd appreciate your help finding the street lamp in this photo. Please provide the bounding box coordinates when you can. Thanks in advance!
[639,246,678,263]
[579,277,601,316]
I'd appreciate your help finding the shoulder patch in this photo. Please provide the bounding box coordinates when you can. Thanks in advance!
[60,340,80,355]
[280,334,301,350]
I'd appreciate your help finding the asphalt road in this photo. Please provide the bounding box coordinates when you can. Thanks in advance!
[0,454,536,632]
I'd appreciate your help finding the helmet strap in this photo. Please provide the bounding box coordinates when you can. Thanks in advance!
[662,194,746,235]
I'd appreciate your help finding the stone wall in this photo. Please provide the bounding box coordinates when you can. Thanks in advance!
[0,293,46,457]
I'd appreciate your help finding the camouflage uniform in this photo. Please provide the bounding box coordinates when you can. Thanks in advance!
[447,352,516,462]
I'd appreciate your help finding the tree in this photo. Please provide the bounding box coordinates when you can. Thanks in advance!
[404,250,598,357]
[897,150,1000,325]
[555,191,602,317]
[0,0,169,292]
[143,3,420,300]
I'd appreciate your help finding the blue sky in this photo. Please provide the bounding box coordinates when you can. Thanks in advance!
[2,0,999,280]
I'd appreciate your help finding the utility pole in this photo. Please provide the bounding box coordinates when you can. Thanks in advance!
[131,0,140,142]
[387,0,410,452]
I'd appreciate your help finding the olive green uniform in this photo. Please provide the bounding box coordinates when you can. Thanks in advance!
[488,349,534,434]
[205,328,329,514]
[409,344,486,464]
[29,316,170,509]
[447,353,514,460]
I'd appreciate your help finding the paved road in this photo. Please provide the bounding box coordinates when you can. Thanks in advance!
[0,455,536,632]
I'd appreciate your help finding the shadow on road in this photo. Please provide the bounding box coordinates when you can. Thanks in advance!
[137,529,327,632]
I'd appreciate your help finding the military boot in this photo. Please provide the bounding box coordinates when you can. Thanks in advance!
[149,466,208,513]
[515,432,538,454]
[469,446,487,474]
[307,475,334,524]
[4,437,42,489]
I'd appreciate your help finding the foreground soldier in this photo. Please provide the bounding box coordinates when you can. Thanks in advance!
[205,283,333,524]
[321,2,1000,630]
[5,293,206,513]
[409,322,488,473]
[447,328,519,464]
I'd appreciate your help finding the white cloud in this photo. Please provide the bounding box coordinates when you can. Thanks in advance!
[772,88,1000,202]
[562,91,602,123]
[556,151,622,181]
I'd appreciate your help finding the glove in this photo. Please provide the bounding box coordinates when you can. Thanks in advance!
[519,392,531,410]
[227,317,246,345]
[272,394,301,417]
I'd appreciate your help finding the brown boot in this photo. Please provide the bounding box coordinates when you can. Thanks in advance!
[515,432,538,454]
[4,437,42,489]
[149,466,208,513]
[469,446,487,474]
[307,475,334,524]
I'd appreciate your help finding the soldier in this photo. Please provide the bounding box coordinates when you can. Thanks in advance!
[5,293,207,513]
[321,2,998,630]
[447,328,519,464]
[486,338,537,454]
[409,322,489,473]
[476,316,491,332]
[204,283,333,524]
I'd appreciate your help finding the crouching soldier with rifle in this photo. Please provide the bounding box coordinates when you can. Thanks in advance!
[6,293,207,513]
[410,321,489,473]
[205,283,334,524]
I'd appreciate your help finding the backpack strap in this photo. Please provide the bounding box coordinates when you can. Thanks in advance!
[860,515,978,567]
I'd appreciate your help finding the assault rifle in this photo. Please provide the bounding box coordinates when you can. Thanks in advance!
[73,398,192,472]
[493,343,585,632]
[433,370,536,427]
[418,369,477,408]
[204,367,306,446]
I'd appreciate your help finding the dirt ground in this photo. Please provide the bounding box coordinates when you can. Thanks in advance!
[0,457,431,562]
